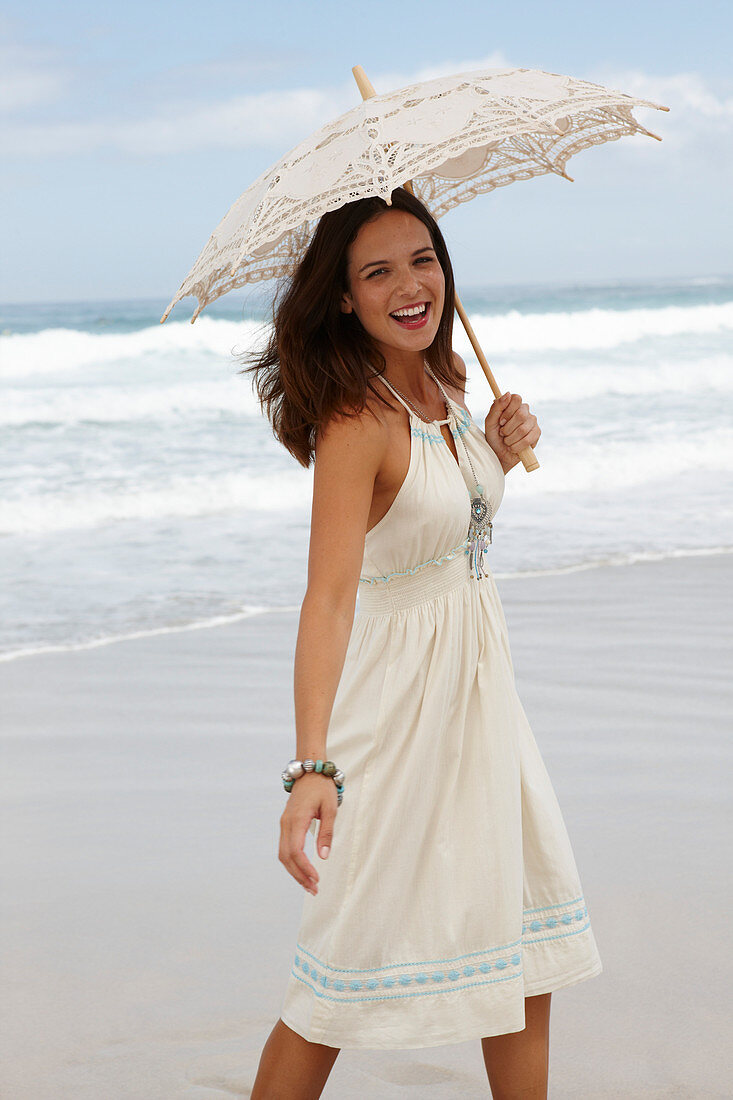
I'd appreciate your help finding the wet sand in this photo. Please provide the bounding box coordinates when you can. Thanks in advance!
[1,553,731,1098]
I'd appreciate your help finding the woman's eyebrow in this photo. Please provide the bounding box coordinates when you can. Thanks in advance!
[358,246,435,274]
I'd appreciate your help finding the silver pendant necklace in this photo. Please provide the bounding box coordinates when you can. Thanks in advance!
[372,362,493,580]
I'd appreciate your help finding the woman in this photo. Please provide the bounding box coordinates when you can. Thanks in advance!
[246,187,602,1099]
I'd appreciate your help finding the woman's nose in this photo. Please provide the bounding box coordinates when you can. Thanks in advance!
[396,267,421,295]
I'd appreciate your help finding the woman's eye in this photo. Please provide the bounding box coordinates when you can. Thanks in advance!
[367,257,434,278]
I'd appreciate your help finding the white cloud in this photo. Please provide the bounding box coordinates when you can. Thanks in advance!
[0,43,70,113]
[0,53,515,157]
[582,65,733,178]
[0,89,340,157]
[600,68,733,120]
[368,51,515,91]
[0,50,730,175]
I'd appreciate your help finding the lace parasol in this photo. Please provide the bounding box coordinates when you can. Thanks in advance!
[160,66,668,325]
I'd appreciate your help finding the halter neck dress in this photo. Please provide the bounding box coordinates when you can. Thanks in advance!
[279,363,602,1050]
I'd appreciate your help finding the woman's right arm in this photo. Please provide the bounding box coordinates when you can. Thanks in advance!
[279,405,387,896]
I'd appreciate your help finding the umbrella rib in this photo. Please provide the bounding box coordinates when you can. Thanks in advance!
[490,93,569,136]
[599,105,664,142]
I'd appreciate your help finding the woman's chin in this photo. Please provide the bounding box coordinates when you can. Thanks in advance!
[375,326,440,355]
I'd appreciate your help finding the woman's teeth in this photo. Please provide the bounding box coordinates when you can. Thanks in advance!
[391,304,427,318]
[390,303,430,327]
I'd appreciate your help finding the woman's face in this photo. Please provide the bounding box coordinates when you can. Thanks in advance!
[340,208,446,361]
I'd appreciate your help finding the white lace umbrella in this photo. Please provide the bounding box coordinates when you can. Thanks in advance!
[160,65,668,470]
[161,66,667,325]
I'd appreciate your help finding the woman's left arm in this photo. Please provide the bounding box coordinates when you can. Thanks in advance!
[483,391,541,475]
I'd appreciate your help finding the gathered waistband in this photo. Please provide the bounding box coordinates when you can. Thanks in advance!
[357,551,478,614]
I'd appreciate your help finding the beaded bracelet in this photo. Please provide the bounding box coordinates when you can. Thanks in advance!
[281,758,345,806]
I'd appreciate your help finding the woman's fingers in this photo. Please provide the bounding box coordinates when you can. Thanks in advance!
[279,813,320,894]
[506,421,541,449]
[501,403,539,447]
[282,849,318,894]
[279,781,340,893]
[499,399,527,434]
[507,427,541,453]
[497,394,522,429]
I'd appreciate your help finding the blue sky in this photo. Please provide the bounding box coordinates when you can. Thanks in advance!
[1,0,731,304]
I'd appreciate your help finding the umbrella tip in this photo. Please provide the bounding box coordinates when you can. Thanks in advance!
[353,65,376,100]
[637,124,663,142]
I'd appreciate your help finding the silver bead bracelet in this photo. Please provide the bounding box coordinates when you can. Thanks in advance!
[281,758,345,806]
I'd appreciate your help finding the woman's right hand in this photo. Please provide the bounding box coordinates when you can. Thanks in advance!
[279,774,338,895]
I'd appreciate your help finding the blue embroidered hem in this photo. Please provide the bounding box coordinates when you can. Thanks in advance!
[290,896,591,1005]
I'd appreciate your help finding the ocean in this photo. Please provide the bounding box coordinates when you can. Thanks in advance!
[1,275,731,661]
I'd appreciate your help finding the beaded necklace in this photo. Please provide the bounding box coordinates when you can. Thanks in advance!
[370,361,493,580]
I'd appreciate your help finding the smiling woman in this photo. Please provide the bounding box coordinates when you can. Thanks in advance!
[342,226,444,341]
[240,188,461,469]
[240,187,598,1099]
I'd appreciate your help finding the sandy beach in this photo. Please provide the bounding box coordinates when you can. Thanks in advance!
[1,552,731,1099]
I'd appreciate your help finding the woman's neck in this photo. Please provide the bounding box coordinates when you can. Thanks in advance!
[380,352,432,401]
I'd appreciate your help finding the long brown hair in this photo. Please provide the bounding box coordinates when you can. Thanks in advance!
[239,187,461,468]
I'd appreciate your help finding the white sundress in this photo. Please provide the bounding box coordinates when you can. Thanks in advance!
[279,363,602,1050]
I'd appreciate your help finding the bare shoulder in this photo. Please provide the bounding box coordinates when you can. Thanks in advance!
[308,398,390,593]
[314,396,388,479]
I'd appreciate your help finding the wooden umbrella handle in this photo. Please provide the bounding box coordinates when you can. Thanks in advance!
[453,296,540,473]
[352,64,540,473]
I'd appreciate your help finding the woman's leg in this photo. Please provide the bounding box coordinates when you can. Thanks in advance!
[480,993,552,1099]
[250,1018,340,1100]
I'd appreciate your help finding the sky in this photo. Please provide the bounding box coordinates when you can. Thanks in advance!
[1,0,732,305]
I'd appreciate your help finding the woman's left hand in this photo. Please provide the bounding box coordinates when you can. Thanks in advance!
[484,392,541,474]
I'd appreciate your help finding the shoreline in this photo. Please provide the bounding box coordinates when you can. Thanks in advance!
[2,543,731,665]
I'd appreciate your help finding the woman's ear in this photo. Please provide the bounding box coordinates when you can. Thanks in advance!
[340,292,353,314]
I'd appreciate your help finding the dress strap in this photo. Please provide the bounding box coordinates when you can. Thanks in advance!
[423,360,453,407]
[369,364,452,424]
[368,367,416,416]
